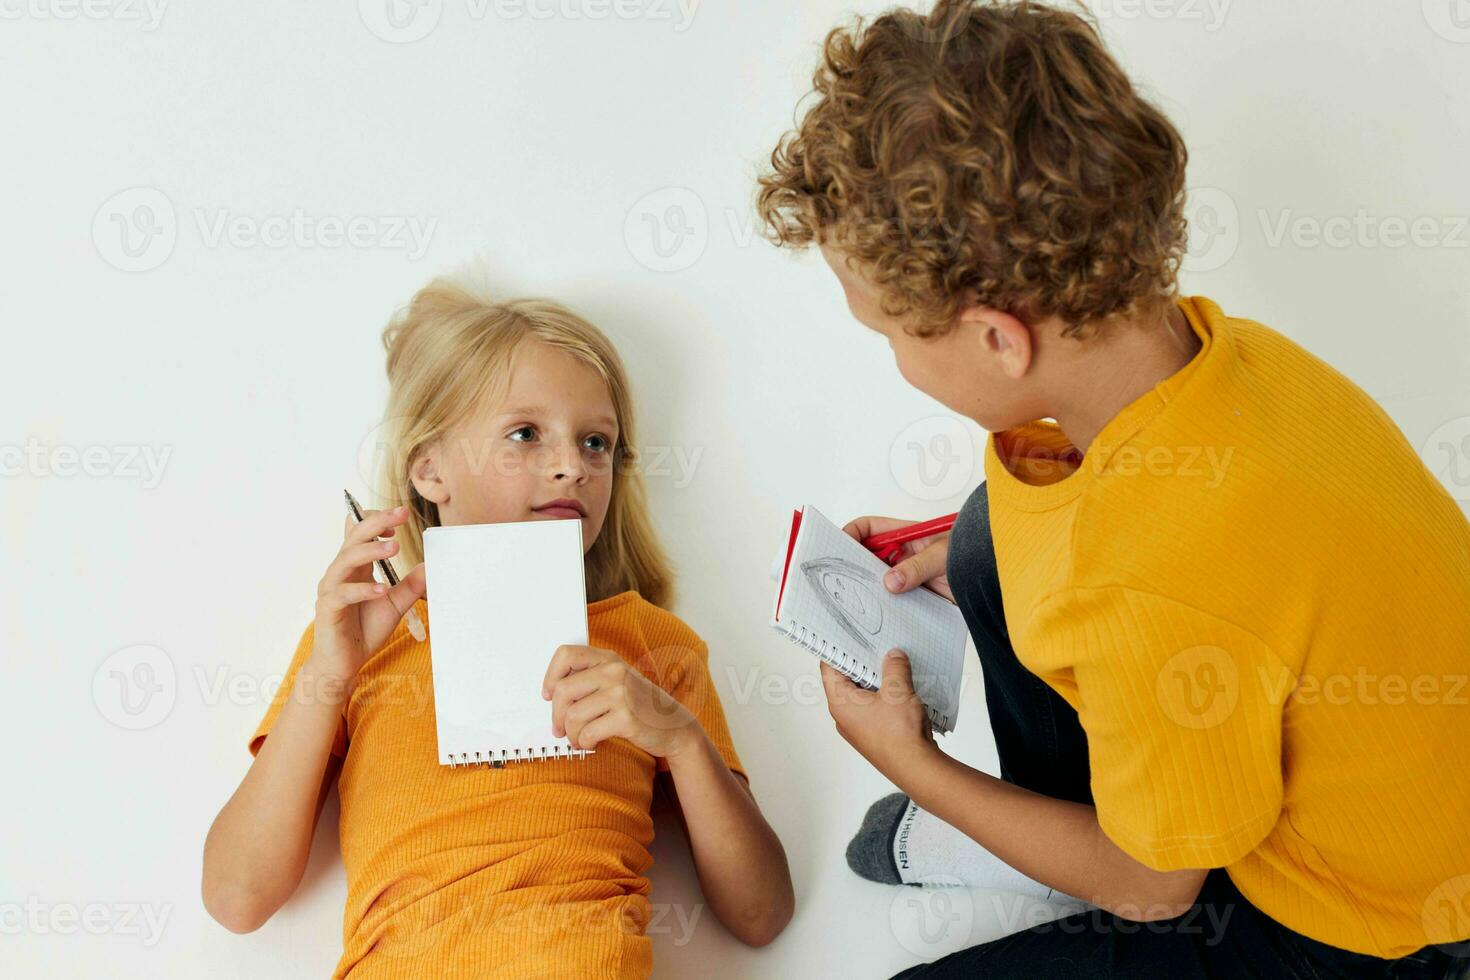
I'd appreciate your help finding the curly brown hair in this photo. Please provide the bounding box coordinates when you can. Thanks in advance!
[756,0,1189,339]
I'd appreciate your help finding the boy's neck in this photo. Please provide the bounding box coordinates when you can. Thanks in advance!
[1046,302,1202,456]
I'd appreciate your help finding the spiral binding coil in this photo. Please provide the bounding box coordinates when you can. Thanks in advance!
[444,746,593,768]
[779,617,880,688]
[778,617,953,733]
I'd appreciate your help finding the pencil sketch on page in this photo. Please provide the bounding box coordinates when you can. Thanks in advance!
[799,557,883,652]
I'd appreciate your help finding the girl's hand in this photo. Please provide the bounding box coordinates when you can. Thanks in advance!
[541,645,699,759]
[842,515,954,603]
[309,505,427,681]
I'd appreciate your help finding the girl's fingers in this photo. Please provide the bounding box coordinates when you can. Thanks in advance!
[550,669,608,735]
[387,562,426,607]
[541,645,614,699]
[562,690,615,745]
[344,506,410,546]
[321,539,399,592]
[317,580,387,616]
[570,713,620,752]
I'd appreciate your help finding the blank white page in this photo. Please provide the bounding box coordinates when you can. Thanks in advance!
[771,506,968,733]
[423,519,588,765]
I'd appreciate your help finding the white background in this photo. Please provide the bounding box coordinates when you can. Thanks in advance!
[4,0,1469,977]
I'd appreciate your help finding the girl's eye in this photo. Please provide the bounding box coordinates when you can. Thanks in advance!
[509,426,536,443]
[583,434,610,454]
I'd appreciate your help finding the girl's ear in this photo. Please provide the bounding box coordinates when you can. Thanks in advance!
[409,442,449,506]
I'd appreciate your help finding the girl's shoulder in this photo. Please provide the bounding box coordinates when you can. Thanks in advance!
[590,590,710,664]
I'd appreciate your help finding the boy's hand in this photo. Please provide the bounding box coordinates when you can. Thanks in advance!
[820,650,939,782]
[842,515,954,602]
[541,645,700,759]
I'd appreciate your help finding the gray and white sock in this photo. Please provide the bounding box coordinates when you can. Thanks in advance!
[847,793,1083,903]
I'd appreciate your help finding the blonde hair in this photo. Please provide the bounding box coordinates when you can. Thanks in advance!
[369,276,674,608]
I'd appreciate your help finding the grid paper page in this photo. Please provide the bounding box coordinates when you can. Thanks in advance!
[771,506,968,733]
[423,519,588,765]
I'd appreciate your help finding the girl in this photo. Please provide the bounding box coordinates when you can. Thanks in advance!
[202,277,794,978]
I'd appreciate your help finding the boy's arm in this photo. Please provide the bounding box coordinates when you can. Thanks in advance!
[821,656,1208,919]
[658,732,795,947]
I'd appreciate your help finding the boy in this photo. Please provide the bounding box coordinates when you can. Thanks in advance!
[756,1,1470,976]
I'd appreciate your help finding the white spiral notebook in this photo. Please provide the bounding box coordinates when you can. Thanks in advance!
[770,505,968,734]
[423,518,591,766]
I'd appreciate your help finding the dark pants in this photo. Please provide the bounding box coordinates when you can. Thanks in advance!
[892,481,1470,980]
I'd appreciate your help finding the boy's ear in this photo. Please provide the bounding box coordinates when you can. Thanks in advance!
[961,305,1032,380]
[409,442,449,505]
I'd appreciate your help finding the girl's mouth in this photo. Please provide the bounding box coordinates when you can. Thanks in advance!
[532,499,587,520]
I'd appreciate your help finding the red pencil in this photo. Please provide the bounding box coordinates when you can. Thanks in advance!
[861,512,959,566]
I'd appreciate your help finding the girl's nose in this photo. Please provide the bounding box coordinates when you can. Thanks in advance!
[551,441,587,482]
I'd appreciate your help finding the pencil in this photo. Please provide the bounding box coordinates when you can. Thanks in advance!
[343,489,426,642]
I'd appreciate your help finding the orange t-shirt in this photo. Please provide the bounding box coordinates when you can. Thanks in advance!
[249,590,745,980]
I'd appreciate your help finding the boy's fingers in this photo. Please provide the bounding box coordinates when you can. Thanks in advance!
[841,514,913,542]
[883,537,948,594]
[819,661,873,708]
[881,649,915,698]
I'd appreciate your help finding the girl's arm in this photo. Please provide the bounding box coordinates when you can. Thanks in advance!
[202,506,427,933]
[658,736,794,947]
[201,661,350,932]
[544,645,795,946]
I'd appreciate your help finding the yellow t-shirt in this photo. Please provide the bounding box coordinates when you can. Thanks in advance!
[249,590,745,979]
[983,295,1470,957]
